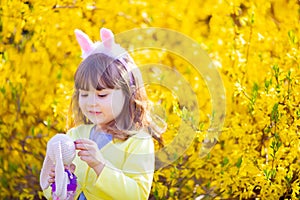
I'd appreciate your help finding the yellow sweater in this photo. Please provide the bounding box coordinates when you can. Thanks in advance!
[43,124,155,200]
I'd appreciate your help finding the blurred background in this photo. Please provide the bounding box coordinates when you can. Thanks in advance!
[0,0,299,199]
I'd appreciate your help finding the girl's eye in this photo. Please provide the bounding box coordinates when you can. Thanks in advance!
[80,94,88,97]
[98,94,107,98]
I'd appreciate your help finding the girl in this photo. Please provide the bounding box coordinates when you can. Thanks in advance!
[42,27,165,200]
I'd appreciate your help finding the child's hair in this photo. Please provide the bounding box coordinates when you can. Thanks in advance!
[68,27,166,144]
[68,53,165,144]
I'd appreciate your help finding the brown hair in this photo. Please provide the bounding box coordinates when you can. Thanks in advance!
[68,53,165,143]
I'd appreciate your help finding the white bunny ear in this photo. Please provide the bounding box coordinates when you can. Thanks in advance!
[75,29,94,58]
[40,154,52,190]
[100,28,115,49]
[54,141,68,199]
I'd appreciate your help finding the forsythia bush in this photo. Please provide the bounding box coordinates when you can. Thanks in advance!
[0,0,299,199]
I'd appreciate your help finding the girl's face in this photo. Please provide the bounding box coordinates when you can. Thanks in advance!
[78,87,125,127]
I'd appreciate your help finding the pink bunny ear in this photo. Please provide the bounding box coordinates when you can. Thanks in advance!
[74,29,94,55]
[100,28,115,48]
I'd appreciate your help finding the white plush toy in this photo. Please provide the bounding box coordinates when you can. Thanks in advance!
[40,134,77,200]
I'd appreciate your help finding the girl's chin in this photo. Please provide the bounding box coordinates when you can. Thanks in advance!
[87,117,104,125]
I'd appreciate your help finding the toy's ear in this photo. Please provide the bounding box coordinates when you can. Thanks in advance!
[40,154,52,190]
[75,29,94,56]
[54,141,68,199]
[100,28,115,49]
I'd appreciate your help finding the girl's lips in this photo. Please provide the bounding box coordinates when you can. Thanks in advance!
[89,111,101,115]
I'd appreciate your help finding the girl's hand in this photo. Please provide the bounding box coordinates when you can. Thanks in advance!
[48,164,76,184]
[48,165,55,184]
[65,163,76,173]
[75,139,105,176]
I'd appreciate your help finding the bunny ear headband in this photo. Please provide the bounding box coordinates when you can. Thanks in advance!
[74,28,135,85]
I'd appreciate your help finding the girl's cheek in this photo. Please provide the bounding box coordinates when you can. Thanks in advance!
[78,97,84,105]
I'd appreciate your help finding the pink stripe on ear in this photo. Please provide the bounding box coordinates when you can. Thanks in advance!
[74,29,94,54]
[100,28,114,48]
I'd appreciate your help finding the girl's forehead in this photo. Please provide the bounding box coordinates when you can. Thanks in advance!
[78,81,119,92]
[77,77,108,90]
[79,88,113,92]
[79,82,107,91]
[75,62,124,90]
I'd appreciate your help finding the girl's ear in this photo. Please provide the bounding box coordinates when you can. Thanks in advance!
[100,28,115,49]
[74,29,94,56]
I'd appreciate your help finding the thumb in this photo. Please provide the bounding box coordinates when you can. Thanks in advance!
[65,163,76,173]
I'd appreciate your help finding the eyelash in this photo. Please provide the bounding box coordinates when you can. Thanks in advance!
[98,94,107,97]
[80,93,107,97]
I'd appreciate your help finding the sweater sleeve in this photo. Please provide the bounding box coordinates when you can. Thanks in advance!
[94,133,155,200]
[42,186,52,199]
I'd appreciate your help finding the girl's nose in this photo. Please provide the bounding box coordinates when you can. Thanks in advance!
[88,101,97,107]
[87,94,98,106]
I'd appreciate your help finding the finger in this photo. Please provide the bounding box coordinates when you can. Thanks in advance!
[78,150,94,157]
[79,155,95,164]
[49,171,55,178]
[78,149,98,159]
[75,138,94,144]
[75,140,95,150]
[48,178,55,184]
[76,139,97,148]
[50,165,55,172]
[76,143,93,150]
[64,163,76,173]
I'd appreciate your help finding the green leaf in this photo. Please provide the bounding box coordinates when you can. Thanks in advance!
[236,156,243,168]
[271,103,279,122]
[221,157,229,167]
